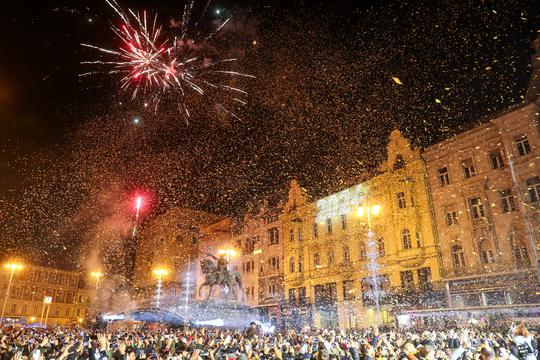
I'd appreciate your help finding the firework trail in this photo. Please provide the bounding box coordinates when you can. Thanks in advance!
[80,0,254,123]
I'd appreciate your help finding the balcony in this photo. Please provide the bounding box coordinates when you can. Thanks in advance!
[338,261,354,271]
[397,248,426,267]
[286,273,305,286]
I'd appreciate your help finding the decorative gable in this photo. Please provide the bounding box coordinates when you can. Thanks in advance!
[379,130,421,172]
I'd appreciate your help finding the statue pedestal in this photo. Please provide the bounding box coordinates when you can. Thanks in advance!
[183,301,260,329]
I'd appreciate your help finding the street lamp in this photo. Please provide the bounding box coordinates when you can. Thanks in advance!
[41,296,52,325]
[0,262,23,322]
[153,268,169,308]
[218,249,237,263]
[357,203,382,326]
[90,271,103,289]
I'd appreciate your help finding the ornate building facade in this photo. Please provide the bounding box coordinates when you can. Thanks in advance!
[282,131,442,328]
[423,103,540,310]
[0,264,89,326]
[230,204,284,325]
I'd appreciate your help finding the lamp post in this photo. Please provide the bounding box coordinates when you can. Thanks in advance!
[357,203,382,326]
[218,249,237,263]
[153,268,168,308]
[1,262,23,322]
[184,259,191,317]
[40,296,52,325]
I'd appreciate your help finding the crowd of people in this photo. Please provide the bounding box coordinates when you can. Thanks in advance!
[0,321,538,360]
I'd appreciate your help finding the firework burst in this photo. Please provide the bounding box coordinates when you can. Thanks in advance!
[81,0,254,123]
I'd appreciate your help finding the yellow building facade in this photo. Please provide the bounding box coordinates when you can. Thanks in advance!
[282,131,441,328]
[0,264,90,326]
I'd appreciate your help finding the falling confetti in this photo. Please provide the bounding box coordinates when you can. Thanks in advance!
[392,76,403,85]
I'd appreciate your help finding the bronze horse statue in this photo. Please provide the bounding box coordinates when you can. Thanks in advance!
[198,259,243,302]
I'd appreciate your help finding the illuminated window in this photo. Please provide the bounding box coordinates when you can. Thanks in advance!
[499,189,516,213]
[515,134,531,156]
[397,192,406,209]
[489,150,504,169]
[438,167,450,185]
[461,158,476,179]
[401,228,412,250]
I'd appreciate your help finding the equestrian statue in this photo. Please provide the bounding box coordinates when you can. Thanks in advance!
[198,253,243,302]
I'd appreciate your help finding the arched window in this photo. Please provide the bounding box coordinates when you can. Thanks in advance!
[451,245,465,268]
[298,256,303,273]
[314,253,320,268]
[378,238,385,257]
[289,257,295,273]
[343,245,351,263]
[359,242,367,260]
[327,249,335,265]
[513,241,529,269]
[402,228,412,249]
[479,240,495,266]
[312,246,320,268]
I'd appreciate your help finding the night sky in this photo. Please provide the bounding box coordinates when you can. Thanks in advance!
[0,0,539,269]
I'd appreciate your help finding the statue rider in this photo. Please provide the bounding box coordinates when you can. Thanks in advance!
[206,253,228,284]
